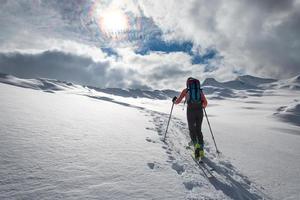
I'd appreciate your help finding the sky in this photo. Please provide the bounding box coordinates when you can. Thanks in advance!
[0,0,299,90]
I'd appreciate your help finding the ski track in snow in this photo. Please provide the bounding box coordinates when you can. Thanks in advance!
[87,93,270,199]
[140,108,270,200]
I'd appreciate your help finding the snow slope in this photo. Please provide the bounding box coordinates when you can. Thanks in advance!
[1,74,300,199]
[0,83,189,199]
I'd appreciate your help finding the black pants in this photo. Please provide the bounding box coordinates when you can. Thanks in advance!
[187,103,203,146]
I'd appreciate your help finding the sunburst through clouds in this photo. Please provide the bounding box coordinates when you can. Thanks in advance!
[90,2,139,43]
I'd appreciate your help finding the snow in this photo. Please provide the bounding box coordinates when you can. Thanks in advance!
[0,83,186,199]
[1,74,300,199]
[202,75,277,90]
[262,75,300,90]
[274,100,300,127]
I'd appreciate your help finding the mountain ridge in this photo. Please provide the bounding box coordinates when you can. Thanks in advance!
[1,73,299,100]
[202,75,278,90]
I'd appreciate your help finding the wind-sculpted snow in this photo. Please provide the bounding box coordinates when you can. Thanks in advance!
[274,100,300,127]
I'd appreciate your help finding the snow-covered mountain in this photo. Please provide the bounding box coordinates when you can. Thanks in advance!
[202,75,277,90]
[202,74,300,91]
[0,73,178,100]
[236,75,277,87]
[1,72,299,100]
[0,73,300,200]
[263,75,300,90]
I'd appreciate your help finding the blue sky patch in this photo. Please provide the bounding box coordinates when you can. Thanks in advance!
[101,47,119,57]
[135,35,217,65]
[191,49,217,65]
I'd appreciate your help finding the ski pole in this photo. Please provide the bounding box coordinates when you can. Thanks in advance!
[203,108,221,155]
[163,102,175,142]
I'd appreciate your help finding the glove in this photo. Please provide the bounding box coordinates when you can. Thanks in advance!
[172,96,177,103]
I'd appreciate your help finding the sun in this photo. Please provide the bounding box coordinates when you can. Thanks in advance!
[98,8,129,36]
[89,2,142,43]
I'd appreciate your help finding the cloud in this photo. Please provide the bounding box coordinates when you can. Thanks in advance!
[115,48,210,89]
[0,50,201,90]
[139,0,300,78]
[1,0,299,91]
[0,51,110,87]
[0,0,209,90]
[0,0,164,56]
[251,0,295,12]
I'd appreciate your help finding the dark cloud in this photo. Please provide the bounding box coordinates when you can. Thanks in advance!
[251,0,295,12]
[128,79,152,90]
[0,51,111,87]
[148,65,189,81]
[0,51,158,89]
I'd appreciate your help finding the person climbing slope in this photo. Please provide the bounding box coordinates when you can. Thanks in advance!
[172,77,208,160]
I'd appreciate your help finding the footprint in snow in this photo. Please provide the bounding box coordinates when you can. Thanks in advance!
[166,150,172,155]
[162,146,172,152]
[162,146,168,150]
[145,127,153,131]
[157,130,163,136]
[183,181,203,190]
[147,162,155,169]
[172,162,185,175]
[145,137,156,143]
[147,162,160,170]
[168,155,175,161]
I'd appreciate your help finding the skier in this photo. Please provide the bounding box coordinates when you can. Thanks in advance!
[172,77,208,160]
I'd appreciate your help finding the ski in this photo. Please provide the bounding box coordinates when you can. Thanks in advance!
[199,159,214,172]
[191,155,215,179]
[199,162,215,179]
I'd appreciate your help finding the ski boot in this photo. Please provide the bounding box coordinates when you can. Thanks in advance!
[199,143,205,159]
[194,143,201,160]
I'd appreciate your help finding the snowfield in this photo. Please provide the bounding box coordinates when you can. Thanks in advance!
[0,74,299,200]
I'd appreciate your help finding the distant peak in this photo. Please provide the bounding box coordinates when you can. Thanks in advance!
[0,73,9,78]
[203,77,219,83]
[294,75,300,82]
[205,77,217,81]
[202,77,223,88]
[237,75,255,79]
[237,74,276,80]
